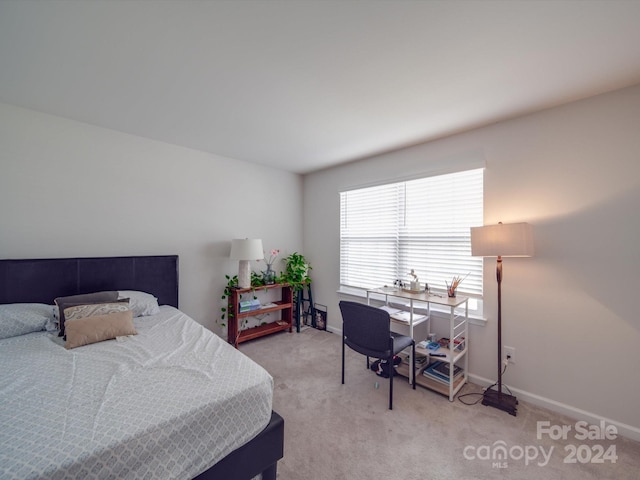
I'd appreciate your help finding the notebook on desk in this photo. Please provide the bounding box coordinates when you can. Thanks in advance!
[379,305,426,323]
[379,305,402,315]
[390,311,413,323]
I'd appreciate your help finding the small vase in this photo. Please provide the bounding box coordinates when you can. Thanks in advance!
[264,265,276,285]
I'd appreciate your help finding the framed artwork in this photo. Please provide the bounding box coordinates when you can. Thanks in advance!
[313,303,327,330]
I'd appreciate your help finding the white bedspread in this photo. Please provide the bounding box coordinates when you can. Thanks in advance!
[0,306,273,479]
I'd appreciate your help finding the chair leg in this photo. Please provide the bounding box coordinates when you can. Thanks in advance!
[341,337,345,385]
[412,342,416,390]
[388,354,394,410]
[366,356,370,370]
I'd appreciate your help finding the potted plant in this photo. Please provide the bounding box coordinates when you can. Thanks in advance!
[280,252,312,329]
[281,252,311,292]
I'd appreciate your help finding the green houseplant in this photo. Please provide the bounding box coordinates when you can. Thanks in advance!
[281,252,311,292]
[281,252,312,328]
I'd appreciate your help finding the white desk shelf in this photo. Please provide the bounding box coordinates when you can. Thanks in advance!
[366,287,469,401]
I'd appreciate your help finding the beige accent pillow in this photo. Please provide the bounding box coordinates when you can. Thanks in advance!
[64,310,137,349]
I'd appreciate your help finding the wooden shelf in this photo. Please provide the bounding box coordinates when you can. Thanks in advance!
[415,371,466,397]
[236,300,293,319]
[231,283,290,295]
[227,283,293,348]
[237,321,291,343]
[415,345,467,363]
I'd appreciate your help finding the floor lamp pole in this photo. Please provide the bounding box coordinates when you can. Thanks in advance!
[497,256,503,400]
[481,255,518,415]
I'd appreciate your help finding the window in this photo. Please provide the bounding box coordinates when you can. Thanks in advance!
[339,168,484,305]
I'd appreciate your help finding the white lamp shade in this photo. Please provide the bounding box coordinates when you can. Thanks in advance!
[230,239,264,260]
[470,222,534,257]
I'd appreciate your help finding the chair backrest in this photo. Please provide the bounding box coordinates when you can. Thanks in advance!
[339,300,391,358]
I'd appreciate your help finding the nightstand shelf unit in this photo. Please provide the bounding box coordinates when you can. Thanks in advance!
[227,283,293,348]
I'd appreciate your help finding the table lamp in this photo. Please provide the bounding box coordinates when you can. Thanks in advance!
[230,238,263,289]
[470,222,534,416]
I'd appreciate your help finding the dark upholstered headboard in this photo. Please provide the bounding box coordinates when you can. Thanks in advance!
[0,255,179,308]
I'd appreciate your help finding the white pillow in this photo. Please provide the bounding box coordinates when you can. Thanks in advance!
[0,303,56,339]
[118,291,160,317]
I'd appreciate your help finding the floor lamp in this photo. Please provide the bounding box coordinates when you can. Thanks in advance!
[470,222,534,416]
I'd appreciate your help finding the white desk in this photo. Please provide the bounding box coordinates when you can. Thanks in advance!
[366,287,469,401]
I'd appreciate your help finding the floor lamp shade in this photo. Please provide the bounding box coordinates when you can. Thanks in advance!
[470,222,533,416]
[470,222,534,258]
[230,238,263,288]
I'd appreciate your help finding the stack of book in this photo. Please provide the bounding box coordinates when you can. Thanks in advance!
[239,299,261,313]
[414,354,429,369]
[422,360,464,385]
[400,352,428,369]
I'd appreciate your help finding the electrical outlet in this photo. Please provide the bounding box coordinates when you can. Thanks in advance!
[504,346,516,364]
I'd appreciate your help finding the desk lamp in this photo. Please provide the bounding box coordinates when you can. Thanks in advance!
[230,238,263,289]
[470,222,533,416]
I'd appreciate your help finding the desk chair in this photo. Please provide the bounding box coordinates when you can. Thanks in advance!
[339,300,416,410]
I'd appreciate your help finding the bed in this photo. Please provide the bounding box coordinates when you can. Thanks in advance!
[0,255,284,480]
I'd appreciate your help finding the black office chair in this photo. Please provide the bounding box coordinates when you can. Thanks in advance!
[339,300,416,410]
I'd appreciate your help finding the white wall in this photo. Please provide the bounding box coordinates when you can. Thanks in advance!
[303,84,640,436]
[0,102,303,334]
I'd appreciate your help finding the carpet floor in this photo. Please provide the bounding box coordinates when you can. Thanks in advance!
[240,328,640,480]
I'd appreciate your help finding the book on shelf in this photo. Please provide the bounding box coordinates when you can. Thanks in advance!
[415,355,429,367]
[399,352,428,368]
[422,361,464,384]
[239,299,261,312]
[422,371,450,386]
[422,370,465,387]
[422,368,452,385]
[431,361,463,379]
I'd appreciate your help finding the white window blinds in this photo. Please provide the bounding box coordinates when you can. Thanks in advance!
[340,168,484,296]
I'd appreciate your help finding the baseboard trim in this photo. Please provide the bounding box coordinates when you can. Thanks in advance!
[326,325,640,442]
[469,373,640,442]
[327,325,340,335]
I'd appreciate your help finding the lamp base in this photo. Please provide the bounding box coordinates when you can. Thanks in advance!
[237,260,252,289]
[482,389,518,416]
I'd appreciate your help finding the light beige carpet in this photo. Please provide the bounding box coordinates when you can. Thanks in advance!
[240,328,640,480]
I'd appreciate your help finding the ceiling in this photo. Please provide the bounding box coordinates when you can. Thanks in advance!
[1,1,640,175]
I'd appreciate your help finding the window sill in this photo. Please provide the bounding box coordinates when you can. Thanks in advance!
[336,286,487,327]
